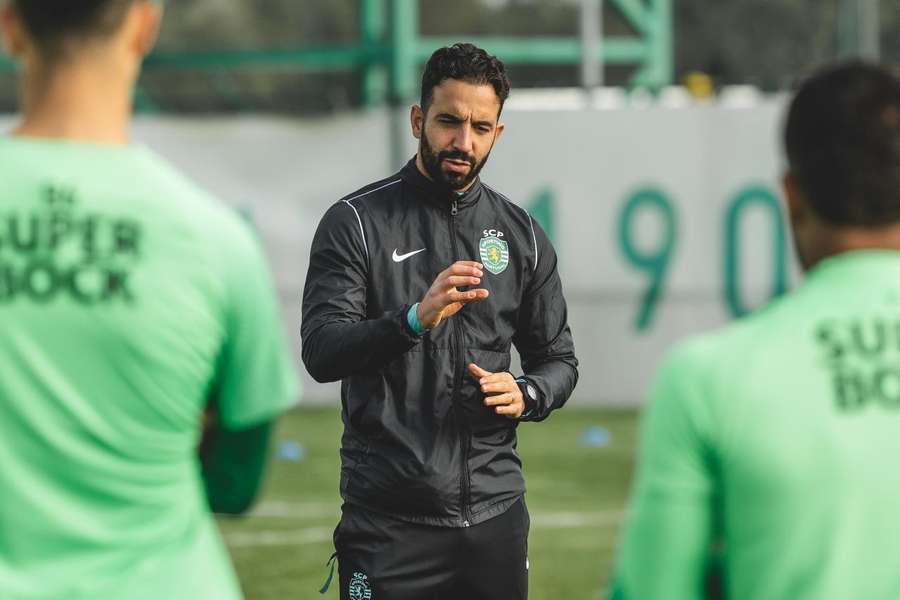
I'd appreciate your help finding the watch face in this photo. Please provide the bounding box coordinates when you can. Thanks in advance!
[526,384,537,400]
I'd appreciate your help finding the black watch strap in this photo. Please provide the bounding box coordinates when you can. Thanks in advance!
[515,378,539,419]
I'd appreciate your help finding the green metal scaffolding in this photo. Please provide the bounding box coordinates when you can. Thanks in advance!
[382,0,673,105]
[0,0,674,107]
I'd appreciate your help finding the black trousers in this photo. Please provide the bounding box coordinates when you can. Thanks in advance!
[334,498,530,600]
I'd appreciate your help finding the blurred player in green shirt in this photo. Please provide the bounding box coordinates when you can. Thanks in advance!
[613,63,900,599]
[0,1,298,599]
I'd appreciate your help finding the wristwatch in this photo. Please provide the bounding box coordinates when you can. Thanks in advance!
[515,378,539,419]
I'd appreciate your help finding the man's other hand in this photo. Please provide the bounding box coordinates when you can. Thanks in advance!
[468,363,524,419]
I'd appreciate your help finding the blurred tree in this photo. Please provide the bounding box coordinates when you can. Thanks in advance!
[157,0,358,48]
[141,0,360,113]
[674,0,840,90]
[675,0,900,90]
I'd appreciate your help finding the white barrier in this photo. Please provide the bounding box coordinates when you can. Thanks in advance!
[2,98,799,405]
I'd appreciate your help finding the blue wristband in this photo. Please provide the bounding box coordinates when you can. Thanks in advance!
[407,303,427,335]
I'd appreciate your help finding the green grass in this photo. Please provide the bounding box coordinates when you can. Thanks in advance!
[218,406,639,600]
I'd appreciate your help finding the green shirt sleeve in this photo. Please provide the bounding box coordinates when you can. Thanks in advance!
[212,219,300,429]
[201,418,274,514]
[613,343,720,600]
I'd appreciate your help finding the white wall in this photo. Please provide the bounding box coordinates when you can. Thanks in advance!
[2,100,799,405]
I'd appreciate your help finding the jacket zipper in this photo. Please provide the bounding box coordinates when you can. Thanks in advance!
[448,198,472,527]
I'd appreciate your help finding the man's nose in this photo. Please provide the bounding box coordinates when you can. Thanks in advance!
[452,124,474,154]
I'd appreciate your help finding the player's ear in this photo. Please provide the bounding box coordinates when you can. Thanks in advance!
[125,0,163,59]
[0,3,27,59]
[783,171,807,229]
[410,104,424,140]
[494,120,505,142]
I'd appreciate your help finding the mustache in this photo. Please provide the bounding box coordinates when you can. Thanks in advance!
[438,150,476,167]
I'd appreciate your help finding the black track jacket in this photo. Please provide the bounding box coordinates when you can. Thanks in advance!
[301,159,578,527]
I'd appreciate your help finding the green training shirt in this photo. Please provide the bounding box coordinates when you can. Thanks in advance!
[0,137,299,599]
[614,250,900,600]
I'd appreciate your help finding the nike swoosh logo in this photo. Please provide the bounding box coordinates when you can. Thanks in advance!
[392,248,426,263]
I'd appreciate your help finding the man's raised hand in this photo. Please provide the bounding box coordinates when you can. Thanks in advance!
[416,261,490,330]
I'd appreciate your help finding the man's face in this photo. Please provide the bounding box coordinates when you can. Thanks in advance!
[412,79,505,192]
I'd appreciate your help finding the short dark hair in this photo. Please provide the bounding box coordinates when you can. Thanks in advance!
[420,43,510,114]
[12,0,134,57]
[785,62,900,226]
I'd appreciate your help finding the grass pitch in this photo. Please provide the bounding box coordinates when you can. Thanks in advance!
[218,406,639,599]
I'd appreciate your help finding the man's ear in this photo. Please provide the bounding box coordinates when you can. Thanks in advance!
[494,120,505,143]
[783,171,807,229]
[125,0,163,59]
[1,4,28,58]
[410,104,424,140]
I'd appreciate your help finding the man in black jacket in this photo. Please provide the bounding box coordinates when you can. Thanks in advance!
[302,43,578,600]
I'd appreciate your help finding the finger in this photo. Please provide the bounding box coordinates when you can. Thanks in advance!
[484,393,516,407]
[452,261,484,270]
[468,363,492,379]
[495,403,524,418]
[478,371,514,385]
[462,289,490,302]
[444,264,484,278]
[449,289,489,303]
[481,381,516,395]
[446,275,482,287]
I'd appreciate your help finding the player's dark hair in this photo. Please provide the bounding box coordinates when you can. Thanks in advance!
[785,61,900,226]
[11,0,135,58]
[420,43,510,115]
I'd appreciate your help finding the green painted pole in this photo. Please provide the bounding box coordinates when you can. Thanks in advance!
[361,0,388,108]
[390,0,418,104]
[657,0,675,86]
[416,36,646,65]
[631,0,672,89]
[389,0,419,170]
[143,46,376,70]
[657,0,674,86]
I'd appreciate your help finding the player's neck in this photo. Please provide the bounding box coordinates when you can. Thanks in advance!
[804,224,900,270]
[14,58,134,145]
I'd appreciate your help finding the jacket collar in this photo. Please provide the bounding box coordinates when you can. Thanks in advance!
[400,158,483,211]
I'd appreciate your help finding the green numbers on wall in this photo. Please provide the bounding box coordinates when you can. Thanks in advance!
[617,188,678,331]
[615,184,789,332]
[723,186,788,318]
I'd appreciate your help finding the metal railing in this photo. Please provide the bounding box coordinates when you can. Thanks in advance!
[0,0,675,108]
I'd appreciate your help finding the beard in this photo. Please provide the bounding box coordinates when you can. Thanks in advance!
[419,130,491,192]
